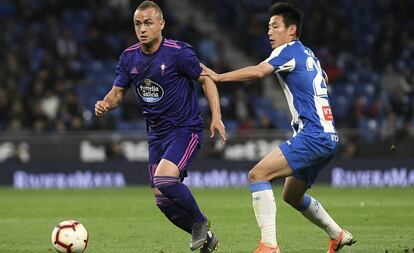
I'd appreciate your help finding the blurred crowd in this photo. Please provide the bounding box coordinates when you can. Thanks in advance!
[0,0,413,145]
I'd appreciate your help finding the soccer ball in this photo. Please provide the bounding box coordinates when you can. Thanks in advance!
[51,220,89,253]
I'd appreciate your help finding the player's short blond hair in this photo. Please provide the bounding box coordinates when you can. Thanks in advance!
[136,1,164,20]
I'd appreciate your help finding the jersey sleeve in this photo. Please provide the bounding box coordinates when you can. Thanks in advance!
[263,45,296,73]
[177,44,202,80]
[113,53,131,88]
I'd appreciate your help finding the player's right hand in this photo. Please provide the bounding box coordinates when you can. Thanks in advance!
[200,63,220,82]
[95,100,110,116]
[210,118,227,144]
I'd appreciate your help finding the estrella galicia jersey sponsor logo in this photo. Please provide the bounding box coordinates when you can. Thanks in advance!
[136,79,164,103]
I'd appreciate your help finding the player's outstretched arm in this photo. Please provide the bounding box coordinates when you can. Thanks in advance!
[198,75,227,144]
[201,62,274,83]
[95,86,127,117]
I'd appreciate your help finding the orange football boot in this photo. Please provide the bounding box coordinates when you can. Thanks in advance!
[253,242,280,253]
[327,230,356,253]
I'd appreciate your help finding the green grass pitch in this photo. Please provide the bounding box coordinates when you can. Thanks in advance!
[0,186,413,253]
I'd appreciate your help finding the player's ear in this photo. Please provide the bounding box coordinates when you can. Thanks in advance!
[289,24,297,37]
[159,19,165,30]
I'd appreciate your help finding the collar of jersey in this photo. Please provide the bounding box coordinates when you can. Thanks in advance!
[140,37,165,57]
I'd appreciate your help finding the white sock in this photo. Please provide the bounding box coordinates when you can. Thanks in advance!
[300,195,342,239]
[251,187,277,247]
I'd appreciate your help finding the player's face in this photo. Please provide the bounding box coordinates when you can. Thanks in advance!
[268,15,296,49]
[133,8,165,47]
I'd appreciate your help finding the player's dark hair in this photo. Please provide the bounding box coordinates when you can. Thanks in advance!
[137,1,164,19]
[268,2,302,38]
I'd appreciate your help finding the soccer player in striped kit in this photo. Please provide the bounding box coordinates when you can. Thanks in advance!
[95,1,225,252]
[202,2,355,253]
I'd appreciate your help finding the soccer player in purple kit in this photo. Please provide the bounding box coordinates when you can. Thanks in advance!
[95,1,225,252]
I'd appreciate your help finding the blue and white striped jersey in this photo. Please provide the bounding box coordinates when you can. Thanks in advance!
[264,40,336,135]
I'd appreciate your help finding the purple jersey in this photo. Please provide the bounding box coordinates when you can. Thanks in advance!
[113,38,204,136]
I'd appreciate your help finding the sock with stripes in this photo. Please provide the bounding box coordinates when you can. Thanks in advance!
[155,194,194,233]
[153,176,205,223]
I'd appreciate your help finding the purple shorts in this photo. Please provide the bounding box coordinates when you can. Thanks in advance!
[148,130,203,187]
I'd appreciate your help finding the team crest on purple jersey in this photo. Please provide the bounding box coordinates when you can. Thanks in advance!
[113,38,204,135]
[136,78,164,103]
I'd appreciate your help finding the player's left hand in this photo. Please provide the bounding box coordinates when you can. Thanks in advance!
[200,63,220,82]
[210,118,226,144]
